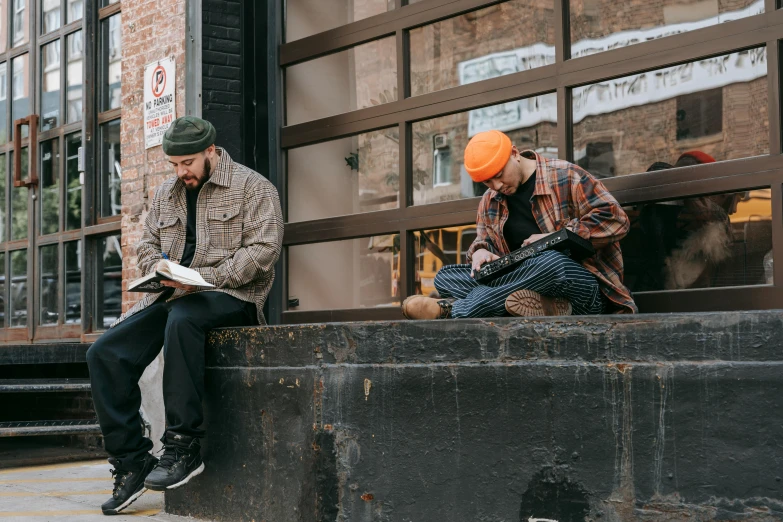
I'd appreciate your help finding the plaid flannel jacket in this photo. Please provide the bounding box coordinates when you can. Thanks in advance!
[466,150,638,314]
[112,148,284,327]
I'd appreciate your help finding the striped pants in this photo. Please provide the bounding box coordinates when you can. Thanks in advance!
[434,250,606,318]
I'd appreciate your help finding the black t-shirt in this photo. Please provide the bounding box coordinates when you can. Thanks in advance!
[503,172,540,251]
[180,186,202,267]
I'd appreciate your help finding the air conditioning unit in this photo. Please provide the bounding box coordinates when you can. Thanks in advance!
[433,133,448,149]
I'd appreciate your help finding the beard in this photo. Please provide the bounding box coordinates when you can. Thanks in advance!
[185,158,212,191]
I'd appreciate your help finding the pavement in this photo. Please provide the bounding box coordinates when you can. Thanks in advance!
[0,459,209,522]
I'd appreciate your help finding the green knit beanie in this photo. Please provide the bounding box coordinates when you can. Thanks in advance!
[162,116,217,155]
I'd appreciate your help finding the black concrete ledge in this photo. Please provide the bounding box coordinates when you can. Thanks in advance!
[0,343,91,365]
[168,311,783,522]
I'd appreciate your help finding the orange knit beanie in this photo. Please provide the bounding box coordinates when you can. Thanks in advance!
[463,130,512,182]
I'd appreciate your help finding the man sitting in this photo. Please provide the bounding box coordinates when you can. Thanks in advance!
[402,130,636,319]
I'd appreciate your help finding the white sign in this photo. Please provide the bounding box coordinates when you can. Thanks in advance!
[459,0,765,136]
[144,57,176,149]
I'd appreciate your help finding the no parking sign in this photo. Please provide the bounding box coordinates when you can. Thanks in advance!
[143,57,176,149]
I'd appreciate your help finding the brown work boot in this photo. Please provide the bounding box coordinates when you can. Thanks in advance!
[505,289,572,317]
[401,296,453,320]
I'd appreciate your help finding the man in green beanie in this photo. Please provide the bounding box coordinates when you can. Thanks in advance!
[86,116,283,515]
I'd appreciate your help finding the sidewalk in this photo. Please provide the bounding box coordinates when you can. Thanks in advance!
[0,459,204,522]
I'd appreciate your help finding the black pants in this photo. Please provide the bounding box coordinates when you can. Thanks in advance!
[86,291,257,470]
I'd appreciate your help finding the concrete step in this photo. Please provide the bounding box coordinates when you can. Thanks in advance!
[0,419,101,437]
[0,378,92,393]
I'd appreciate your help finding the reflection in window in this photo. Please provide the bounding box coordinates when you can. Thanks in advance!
[11,54,29,139]
[285,37,396,125]
[66,31,83,123]
[97,234,121,329]
[99,120,121,217]
[41,0,60,34]
[65,133,81,230]
[572,48,768,178]
[285,0,395,42]
[40,139,59,235]
[10,149,28,240]
[41,40,60,131]
[410,0,555,96]
[288,236,398,310]
[412,94,558,205]
[0,252,5,328]
[0,0,5,54]
[12,0,28,46]
[621,188,773,292]
[0,155,5,243]
[10,249,26,327]
[287,127,399,222]
[0,62,6,144]
[40,244,57,325]
[101,14,122,111]
[570,0,763,59]
[412,225,476,297]
[67,0,82,23]
[64,241,80,324]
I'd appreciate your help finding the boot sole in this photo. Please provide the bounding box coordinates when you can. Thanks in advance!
[145,462,205,491]
[101,486,147,516]
[505,289,572,317]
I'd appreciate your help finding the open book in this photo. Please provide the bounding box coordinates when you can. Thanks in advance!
[128,260,215,293]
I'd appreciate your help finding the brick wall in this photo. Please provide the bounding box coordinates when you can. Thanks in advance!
[119,0,187,315]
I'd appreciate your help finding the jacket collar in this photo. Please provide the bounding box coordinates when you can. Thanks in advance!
[490,149,553,202]
[168,147,232,200]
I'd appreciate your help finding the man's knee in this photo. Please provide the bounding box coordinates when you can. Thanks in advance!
[86,331,116,366]
[529,251,570,282]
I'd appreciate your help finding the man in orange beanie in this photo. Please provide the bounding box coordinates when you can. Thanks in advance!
[401,130,636,319]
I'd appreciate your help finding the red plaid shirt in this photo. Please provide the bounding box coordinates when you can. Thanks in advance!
[466,150,638,314]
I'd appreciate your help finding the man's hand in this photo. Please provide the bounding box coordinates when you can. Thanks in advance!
[522,232,556,247]
[160,280,198,293]
[470,248,500,276]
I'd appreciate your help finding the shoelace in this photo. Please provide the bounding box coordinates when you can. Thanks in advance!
[110,468,130,497]
[158,444,188,469]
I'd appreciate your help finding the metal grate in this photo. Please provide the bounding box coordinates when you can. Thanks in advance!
[0,419,98,429]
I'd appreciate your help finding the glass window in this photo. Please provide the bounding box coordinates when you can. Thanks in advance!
[41,0,60,34]
[64,240,80,324]
[96,234,121,329]
[0,62,6,145]
[9,249,26,327]
[67,0,82,23]
[99,0,118,6]
[287,127,399,223]
[572,48,768,179]
[40,40,60,131]
[40,138,59,235]
[0,0,6,54]
[409,1,555,96]
[11,54,29,139]
[0,155,5,243]
[66,31,83,123]
[101,13,122,111]
[285,0,396,42]
[0,252,5,328]
[412,225,476,296]
[10,149,28,240]
[288,235,398,310]
[99,120,121,217]
[39,244,57,325]
[412,93,558,205]
[621,189,773,292]
[570,0,763,59]
[11,0,29,47]
[65,132,81,230]
[285,37,397,125]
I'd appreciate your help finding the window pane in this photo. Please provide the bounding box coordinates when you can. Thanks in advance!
[286,37,397,125]
[97,234,121,329]
[101,14,122,111]
[413,225,476,296]
[285,0,396,42]
[0,155,5,243]
[41,40,60,131]
[11,54,29,139]
[40,138,59,235]
[67,0,82,23]
[0,0,6,54]
[64,240,80,324]
[9,249,26,327]
[11,0,29,47]
[288,236,398,310]
[10,149,27,240]
[41,0,60,34]
[39,244,57,325]
[287,128,399,222]
[99,120,121,217]
[65,132,81,230]
[99,0,118,6]
[412,94,558,205]
[66,31,83,123]
[0,62,7,145]
[0,252,5,328]
[410,1,555,96]
[621,188,773,292]
[572,48,768,179]
[570,0,762,59]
